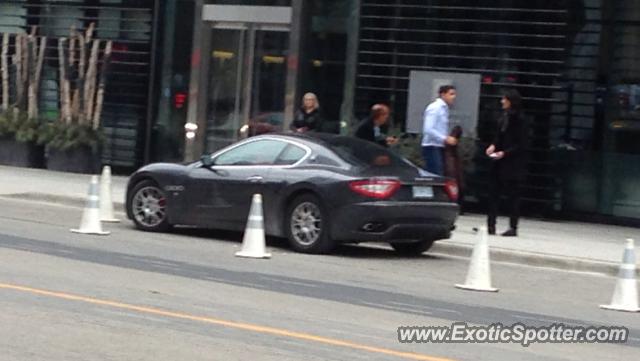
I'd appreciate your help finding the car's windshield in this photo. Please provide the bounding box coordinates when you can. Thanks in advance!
[320,136,409,169]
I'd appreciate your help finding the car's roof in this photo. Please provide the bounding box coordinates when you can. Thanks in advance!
[249,132,358,148]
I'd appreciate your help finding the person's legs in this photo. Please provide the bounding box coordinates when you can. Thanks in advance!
[498,180,520,237]
[487,173,500,235]
[507,180,521,231]
[422,146,444,176]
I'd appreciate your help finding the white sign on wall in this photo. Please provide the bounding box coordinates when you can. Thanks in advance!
[406,71,481,139]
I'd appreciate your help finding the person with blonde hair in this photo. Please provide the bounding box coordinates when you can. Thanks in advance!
[291,92,324,133]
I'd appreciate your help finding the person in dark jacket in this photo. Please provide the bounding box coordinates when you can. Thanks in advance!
[291,92,323,133]
[354,104,398,147]
[485,89,529,237]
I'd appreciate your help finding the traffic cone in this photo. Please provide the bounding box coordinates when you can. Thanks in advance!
[235,194,271,259]
[600,239,639,312]
[99,165,119,223]
[455,225,498,292]
[71,175,110,235]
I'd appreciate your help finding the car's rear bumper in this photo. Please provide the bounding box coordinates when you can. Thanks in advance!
[330,201,458,242]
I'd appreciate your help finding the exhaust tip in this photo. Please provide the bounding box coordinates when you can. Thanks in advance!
[361,222,385,232]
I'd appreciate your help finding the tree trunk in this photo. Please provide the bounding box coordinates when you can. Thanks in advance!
[93,40,112,130]
[27,35,37,119]
[68,27,76,71]
[14,34,24,109]
[83,40,99,127]
[76,31,86,125]
[58,38,71,124]
[30,36,47,120]
[68,31,76,111]
[85,23,95,45]
[1,33,9,111]
[20,35,29,111]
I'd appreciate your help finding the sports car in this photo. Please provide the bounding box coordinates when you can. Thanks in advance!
[125,133,459,254]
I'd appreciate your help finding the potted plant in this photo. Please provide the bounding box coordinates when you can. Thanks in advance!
[0,111,44,167]
[39,24,112,173]
[39,121,104,173]
[0,31,47,167]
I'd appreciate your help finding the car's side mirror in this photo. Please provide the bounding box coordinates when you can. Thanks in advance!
[200,155,214,167]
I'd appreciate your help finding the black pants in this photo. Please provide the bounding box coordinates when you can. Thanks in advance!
[487,177,521,230]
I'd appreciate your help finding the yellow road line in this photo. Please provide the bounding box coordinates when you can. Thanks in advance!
[0,282,456,361]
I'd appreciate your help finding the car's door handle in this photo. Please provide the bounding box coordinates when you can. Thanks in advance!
[247,175,264,183]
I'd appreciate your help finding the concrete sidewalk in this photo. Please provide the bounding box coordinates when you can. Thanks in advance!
[0,165,638,275]
[0,165,128,208]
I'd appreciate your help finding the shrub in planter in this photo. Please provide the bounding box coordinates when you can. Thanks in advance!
[0,111,45,168]
[39,122,104,174]
[37,23,114,174]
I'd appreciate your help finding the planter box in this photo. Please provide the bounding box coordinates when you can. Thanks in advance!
[46,146,101,174]
[0,137,45,168]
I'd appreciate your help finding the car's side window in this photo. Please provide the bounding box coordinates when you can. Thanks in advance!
[214,140,288,166]
[274,144,307,165]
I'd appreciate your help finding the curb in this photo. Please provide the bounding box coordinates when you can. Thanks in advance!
[0,192,628,277]
[431,242,625,277]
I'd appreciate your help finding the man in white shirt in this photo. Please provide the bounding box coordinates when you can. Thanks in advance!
[422,85,458,175]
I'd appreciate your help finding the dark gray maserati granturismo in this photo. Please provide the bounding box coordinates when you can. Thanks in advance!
[125,133,459,255]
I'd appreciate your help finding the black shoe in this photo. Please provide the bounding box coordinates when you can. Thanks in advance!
[501,228,517,237]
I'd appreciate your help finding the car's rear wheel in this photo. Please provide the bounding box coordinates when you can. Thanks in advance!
[130,180,171,232]
[390,239,435,256]
[285,194,335,254]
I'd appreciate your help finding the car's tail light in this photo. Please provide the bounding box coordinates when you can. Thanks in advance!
[349,179,401,199]
[444,179,459,202]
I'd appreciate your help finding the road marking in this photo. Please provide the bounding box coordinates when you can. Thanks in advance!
[360,301,433,316]
[389,301,461,315]
[259,276,320,288]
[513,315,561,324]
[0,282,456,361]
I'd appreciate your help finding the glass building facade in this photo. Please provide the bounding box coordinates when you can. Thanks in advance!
[1,0,638,222]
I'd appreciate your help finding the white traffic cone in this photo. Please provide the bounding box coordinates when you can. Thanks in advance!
[455,225,498,292]
[71,175,110,235]
[99,165,119,223]
[235,194,271,259]
[600,239,639,312]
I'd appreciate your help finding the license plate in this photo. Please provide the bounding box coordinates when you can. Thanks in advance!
[412,186,434,199]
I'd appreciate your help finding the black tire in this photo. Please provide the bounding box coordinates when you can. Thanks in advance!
[390,239,436,256]
[285,194,335,254]
[129,180,171,232]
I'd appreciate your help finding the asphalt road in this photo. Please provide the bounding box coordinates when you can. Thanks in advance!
[0,197,638,361]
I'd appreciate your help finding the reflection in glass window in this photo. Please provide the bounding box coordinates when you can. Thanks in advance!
[275,144,307,165]
[214,139,288,166]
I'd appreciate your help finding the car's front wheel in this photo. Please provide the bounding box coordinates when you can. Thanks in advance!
[390,239,435,256]
[285,194,335,254]
[129,180,171,232]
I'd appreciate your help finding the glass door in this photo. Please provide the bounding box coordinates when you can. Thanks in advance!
[206,25,289,153]
[248,30,288,135]
[206,27,246,152]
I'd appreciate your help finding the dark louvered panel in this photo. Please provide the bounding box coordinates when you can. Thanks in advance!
[0,0,156,168]
[355,1,591,212]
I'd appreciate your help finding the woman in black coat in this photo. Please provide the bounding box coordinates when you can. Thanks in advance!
[485,89,529,237]
[291,92,323,133]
